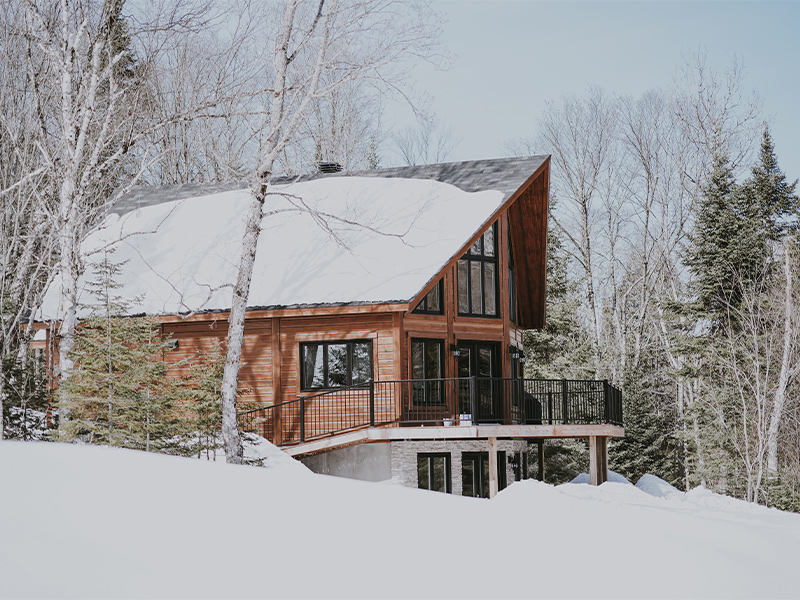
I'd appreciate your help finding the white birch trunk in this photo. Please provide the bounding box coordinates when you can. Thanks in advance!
[767,247,795,475]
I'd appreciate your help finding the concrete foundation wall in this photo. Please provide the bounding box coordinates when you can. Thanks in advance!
[301,439,531,494]
[300,443,392,482]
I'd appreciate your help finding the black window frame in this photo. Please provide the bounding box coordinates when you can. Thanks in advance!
[457,223,500,318]
[299,339,373,391]
[417,452,452,493]
[410,337,445,406]
[412,280,444,315]
[461,451,507,498]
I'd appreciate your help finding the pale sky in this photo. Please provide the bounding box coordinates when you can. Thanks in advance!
[384,0,800,181]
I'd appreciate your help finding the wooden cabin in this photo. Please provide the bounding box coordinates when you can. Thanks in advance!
[36,157,623,496]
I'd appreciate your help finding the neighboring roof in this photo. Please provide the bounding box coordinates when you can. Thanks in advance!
[38,156,547,320]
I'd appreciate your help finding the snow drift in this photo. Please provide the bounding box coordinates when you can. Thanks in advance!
[2,441,800,599]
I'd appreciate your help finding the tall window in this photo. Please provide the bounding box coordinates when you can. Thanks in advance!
[300,340,372,390]
[417,453,451,493]
[412,280,443,314]
[410,338,444,406]
[457,223,498,317]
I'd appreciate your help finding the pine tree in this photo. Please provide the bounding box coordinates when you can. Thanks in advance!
[609,361,684,487]
[684,152,747,315]
[185,343,226,460]
[741,126,799,247]
[58,252,187,453]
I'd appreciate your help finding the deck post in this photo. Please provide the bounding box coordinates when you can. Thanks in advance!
[561,378,568,424]
[537,439,545,481]
[369,380,375,427]
[488,436,499,498]
[589,436,608,485]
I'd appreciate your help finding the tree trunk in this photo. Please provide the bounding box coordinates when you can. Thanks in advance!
[767,246,794,476]
[219,191,265,464]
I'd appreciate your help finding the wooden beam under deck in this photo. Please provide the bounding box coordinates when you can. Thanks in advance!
[282,423,624,458]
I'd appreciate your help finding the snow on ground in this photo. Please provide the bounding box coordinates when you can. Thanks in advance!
[38,177,504,319]
[2,441,800,599]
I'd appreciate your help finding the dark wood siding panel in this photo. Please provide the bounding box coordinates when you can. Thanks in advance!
[507,164,548,329]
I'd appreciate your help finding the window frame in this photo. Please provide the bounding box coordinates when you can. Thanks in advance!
[412,280,444,315]
[457,223,500,318]
[410,337,445,406]
[417,452,452,493]
[299,339,373,391]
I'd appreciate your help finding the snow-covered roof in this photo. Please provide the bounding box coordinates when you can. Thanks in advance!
[38,156,547,319]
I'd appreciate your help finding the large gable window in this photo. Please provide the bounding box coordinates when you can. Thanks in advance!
[301,340,372,390]
[457,223,498,317]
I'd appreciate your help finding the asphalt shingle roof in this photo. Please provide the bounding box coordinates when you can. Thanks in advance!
[111,156,548,216]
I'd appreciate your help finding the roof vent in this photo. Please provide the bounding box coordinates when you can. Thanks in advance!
[318,162,343,173]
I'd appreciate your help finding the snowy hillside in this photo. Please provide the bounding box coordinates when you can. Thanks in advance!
[2,441,800,599]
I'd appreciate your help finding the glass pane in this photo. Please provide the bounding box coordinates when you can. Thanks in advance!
[457,348,471,378]
[351,342,371,384]
[327,343,347,387]
[481,456,490,499]
[411,342,424,380]
[417,456,430,490]
[431,456,446,492]
[483,226,495,257]
[478,348,493,376]
[425,342,441,379]
[462,457,475,497]
[470,236,482,255]
[427,283,440,312]
[457,260,469,313]
[303,345,324,389]
[471,261,482,314]
[484,262,496,316]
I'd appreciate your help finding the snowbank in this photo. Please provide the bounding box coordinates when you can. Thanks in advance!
[2,441,800,599]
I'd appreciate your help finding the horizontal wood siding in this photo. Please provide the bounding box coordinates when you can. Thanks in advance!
[163,319,274,408]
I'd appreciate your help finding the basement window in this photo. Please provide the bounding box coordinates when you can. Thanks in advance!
[300,340,372,390]
[417,453,451,493]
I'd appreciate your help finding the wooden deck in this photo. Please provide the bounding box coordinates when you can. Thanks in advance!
[282,422,625,458]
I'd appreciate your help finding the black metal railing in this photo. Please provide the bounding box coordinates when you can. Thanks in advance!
[238,377,623,446]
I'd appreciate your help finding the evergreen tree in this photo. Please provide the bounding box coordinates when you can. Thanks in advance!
[686,129,799,317]
[740,126,799,246]
[2,349,50,440]
[610,361,684,488]
[58,253,187,454]
[185,343,226,460]
[684,152,748,315]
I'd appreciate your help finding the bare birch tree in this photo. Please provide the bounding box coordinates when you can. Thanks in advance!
[219,0,441,463]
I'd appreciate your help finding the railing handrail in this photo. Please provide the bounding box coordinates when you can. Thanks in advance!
[238,376,619,417]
